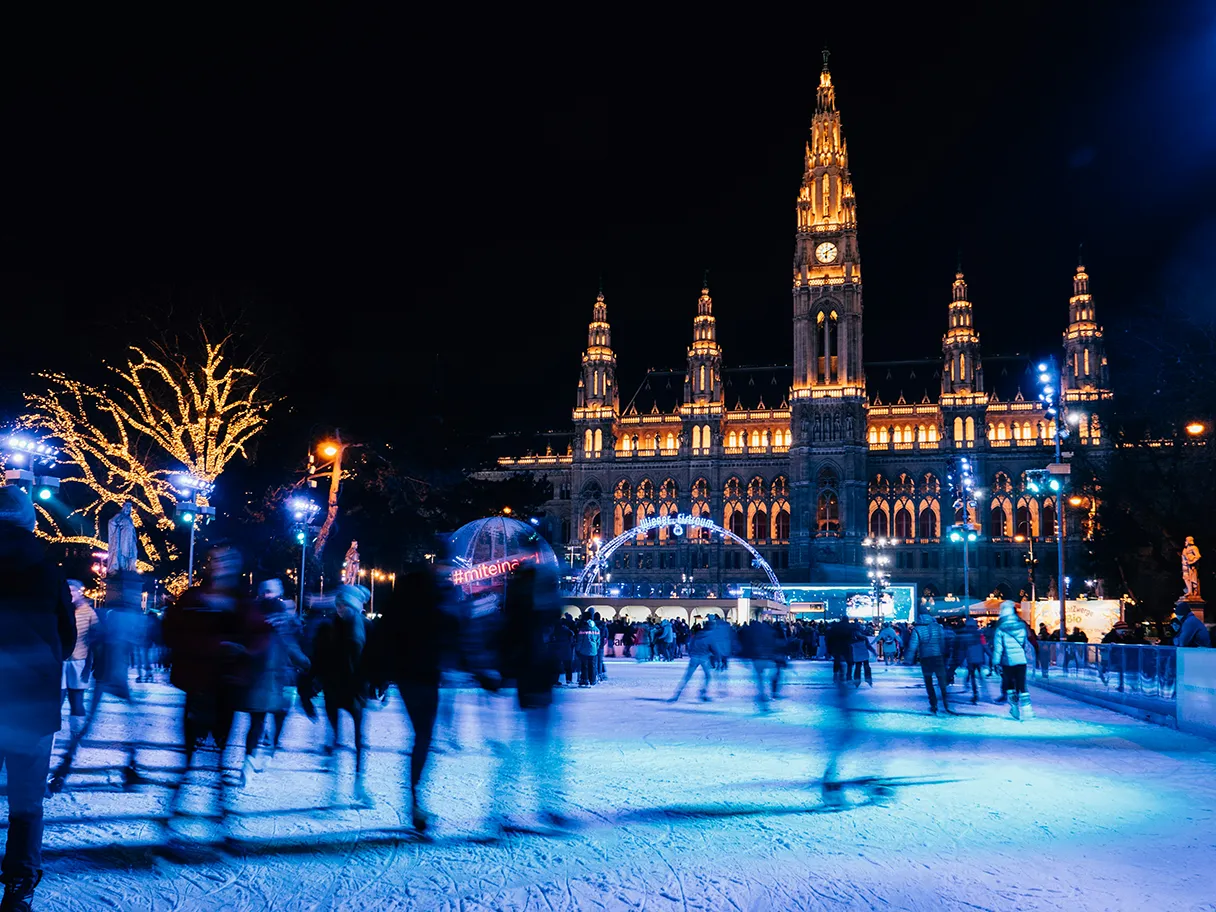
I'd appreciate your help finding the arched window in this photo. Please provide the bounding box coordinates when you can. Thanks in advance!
[918,507,937,540]
[997,422,1008,440]
[990,505,1007,538]
[703,425,713,448]
[965,416,975,442]
[692,425,702,450]
[1042,499,1056,537]
[663,432,674,451]
[894,506,913,540]
[750,430,760,448]
[659,478,678,501]
[869,426,878,444]
[904,424,914,443]
[747,476,766,499]
[928,424,939,443]
[594,428,603,453]
[582,503,601,541]
[724,508,744,542]
[879,426,889,444]
[1022,421,1033,440]
[953,416,963,442]
[749,504,768,541]
[728,430,738,447]
[1090,414,1101,441]
[620,434,632,452]
[870,509,889,537]
[584,429,593,454]
[761,430,770,447]
[773,506,790,541]
[690,478,710,540]
[816,467,841,533]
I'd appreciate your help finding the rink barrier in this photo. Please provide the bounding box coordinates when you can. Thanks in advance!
[1028,643,1179,728]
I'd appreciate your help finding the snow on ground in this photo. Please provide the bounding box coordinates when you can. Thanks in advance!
[11,659,1216,911]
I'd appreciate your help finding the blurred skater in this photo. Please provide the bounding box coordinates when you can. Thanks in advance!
[991,602,1034,720]
[668,622,713,703]
[906,611,949,715]
[0,486,75,911]
[311,584,373,805]
[490,559,568,832]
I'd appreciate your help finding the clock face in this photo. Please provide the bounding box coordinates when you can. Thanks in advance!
[815,242,838,264]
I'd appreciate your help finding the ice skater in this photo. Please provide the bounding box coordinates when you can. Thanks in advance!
[991,602,1034,720]
[489,559,568,833]
[311,584,373,806]
[668,622,713,703]
[905,611,949,715]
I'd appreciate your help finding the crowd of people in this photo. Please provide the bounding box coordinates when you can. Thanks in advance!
[2,474,1210,911]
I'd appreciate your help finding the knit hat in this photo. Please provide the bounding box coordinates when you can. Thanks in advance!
[0,486,36,531]
[334,583,371,610]
[998,601,1017,619]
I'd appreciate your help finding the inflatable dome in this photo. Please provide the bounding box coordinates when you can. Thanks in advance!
[445,516,558,590]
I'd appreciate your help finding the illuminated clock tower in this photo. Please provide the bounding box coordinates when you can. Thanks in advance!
[789,50,868,577]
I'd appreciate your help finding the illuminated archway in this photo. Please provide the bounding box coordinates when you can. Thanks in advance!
[573,512,787,604]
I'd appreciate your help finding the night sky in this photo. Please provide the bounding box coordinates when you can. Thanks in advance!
[2,3,1214,460]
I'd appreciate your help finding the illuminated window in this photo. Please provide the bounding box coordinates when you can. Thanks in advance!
[700,364,706,392]
[750,430,760,448]
[869,426,878,444]
[761,430,769,447]
[879,426,889,444]
[816,467,841,533]
[904,424,913,442]
[665,432,675,451]
[593,372,599,397]
[869,508,888,537]
[584,429,593,454]
[692,425,702,450]
[1012,422,1021,440]
[621,435,631,452]
[593,428,603,453]
[1073,352,1080,376]
[703,424,712,447]
[822,173,830,212]
[997,422,1007,440]
[1090,414,1101,441]
[959,353,966,380]
[728,430,737,447]
[965,416,975,442]
[928,424,939,443]
[953,416,963,442]
[1084,349,1091,376]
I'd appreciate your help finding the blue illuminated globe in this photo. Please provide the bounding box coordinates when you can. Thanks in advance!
[445,516,558,590]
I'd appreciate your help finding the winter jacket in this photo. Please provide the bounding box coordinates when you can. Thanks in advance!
[687,627,712,656]
[0,524,75,738]
[906,616,945,662]
[501,565,562,706]
[575,622,601,657]
[991,618,1030,667]
[240,598,309,713]
[310,609,368,708]
[1175,611,1212,648]
[850,628,876,663]
[163,585,243,695]
[956,619,986,665]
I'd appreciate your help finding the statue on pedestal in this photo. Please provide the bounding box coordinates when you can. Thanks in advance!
[105,502,139,576]
[1181,536,1202,600]
[342,539,360,586]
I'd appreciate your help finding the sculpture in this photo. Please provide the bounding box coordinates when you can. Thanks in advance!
[342,539,361,586]
[1181,536,1202,600]
[105,502,139,575]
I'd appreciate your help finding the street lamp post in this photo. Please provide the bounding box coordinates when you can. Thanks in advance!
[172,474,216,587]
[289,497,321,612]
[947,456,980,617]
[862,536,892,623]
[1037,359,1070,638]
[1015,534,1037,602]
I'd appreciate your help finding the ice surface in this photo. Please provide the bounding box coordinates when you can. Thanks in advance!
[11,660,1216,911]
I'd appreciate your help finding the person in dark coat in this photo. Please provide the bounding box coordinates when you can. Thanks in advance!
[956,617,988,704]
[552,617,575,685]
[310,584,372,806]
[490,560,567,831]
[826,619,852,682]
[238,579,308,783]
[1174,603,1211,648]
[380,565,453,834]
[906,612,949,714]
[161,545,254,831]
[0,487,75,911]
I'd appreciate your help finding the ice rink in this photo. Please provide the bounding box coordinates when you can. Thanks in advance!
[14,659,1216,911]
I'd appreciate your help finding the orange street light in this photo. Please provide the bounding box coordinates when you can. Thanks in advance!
[502,506,513,515]
[1185,421,1206,437]
[1014,534,1026,543]
[1068,495,1085,507]
[320,442,340,459]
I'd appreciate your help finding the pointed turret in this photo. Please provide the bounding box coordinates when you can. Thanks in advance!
[1062,257,1109,393]
[685,275,723,405]
[941,268,983,396]
[575,286,617,411]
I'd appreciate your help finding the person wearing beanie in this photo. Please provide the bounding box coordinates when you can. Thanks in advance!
[1174,602,1211,648]
[991,601,1034,720]
[0,485,76,911]
[311,583,372,805]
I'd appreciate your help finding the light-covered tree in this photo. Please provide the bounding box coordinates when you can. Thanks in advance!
[23,333,272,570]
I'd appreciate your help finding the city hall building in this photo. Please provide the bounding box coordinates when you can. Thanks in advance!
[490,58,1113,603]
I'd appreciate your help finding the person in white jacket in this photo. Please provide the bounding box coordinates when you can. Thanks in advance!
[990,602,1034,720]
